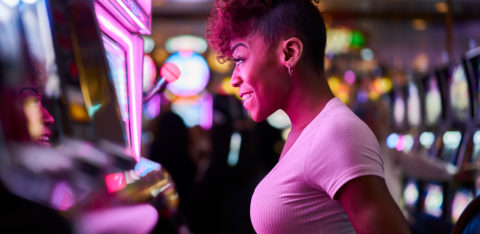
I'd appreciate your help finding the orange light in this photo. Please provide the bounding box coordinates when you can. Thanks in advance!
[412,19,427,31]
[69,103,90,122]
[435,2,448,13]
[220,77,240,99]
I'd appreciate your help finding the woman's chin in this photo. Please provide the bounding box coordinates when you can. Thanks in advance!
[249,111,267,123]
[34,140,51,147]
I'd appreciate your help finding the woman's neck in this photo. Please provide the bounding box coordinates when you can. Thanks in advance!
[283,72,334,133]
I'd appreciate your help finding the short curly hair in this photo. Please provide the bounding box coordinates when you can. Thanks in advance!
[206,0,326,73]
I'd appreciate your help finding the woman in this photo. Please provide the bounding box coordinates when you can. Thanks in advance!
[206,0,411,233]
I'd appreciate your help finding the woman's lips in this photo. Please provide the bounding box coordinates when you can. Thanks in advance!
[35,134,51,146]
[239,91,253,102]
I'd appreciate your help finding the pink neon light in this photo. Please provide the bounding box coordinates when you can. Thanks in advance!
[105,172,127,193]
[396,135,405,151]
[95,3,143,161]
[115,0,148,33]
[200,93,213,130]
[136,0,151,16]
[97,0,151,34]
[160,62,181,83]
[50,181,74,211]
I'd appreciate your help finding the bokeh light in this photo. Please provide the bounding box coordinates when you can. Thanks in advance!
[361,48,374,61]
[143,54,157,92]
[267,110,291,130]
[344,70,356,84]
[165,51,210,97]
[166,35,207,54]
[403,181,419,207]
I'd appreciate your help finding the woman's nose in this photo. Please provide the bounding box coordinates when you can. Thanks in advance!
[42,106,54,127]
[230,70,242,88]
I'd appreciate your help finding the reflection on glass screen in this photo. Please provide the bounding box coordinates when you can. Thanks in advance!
[441,131,462,165]
[393,94,405,128]
[102,36,128,122]
[472,131,480,162]
[424,183,443,218]
[407,82,421,127]
[449,65,469,121]
[426,77,441,126]
[403,180,419,208]
[475,58,480,118]
[451,189,474,223]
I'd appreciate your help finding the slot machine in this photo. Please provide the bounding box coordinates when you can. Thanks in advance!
[398,67,453,221]
[448,47,480,224]
[419,57,475,223]
[387,86,408,152]
[0,0,180,231]
[405,78,425,154]
[462,47,480,176]
[400,78,426,216]
[419,70,449,158]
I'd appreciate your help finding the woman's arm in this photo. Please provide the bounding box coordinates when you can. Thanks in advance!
[337,175,411,234]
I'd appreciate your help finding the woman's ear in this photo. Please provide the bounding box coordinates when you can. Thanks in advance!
[281,37,303,69]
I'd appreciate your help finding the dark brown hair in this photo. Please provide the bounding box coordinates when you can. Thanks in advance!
[206,0,326,73]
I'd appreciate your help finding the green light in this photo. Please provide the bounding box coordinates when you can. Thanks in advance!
[350,31,365,48]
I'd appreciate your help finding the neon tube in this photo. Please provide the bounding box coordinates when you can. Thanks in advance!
[95,3,142,161]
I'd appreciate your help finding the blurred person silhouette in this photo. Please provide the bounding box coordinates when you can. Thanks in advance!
[149,97,196,233]
[188,94,281,234]
[206,0,410,233]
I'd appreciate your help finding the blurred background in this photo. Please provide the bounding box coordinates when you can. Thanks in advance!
[1,0,480,233]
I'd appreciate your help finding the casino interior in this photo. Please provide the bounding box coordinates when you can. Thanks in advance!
[0,0,480,233]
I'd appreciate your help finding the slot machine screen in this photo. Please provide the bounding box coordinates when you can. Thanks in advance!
[393,89,406,129]
[464,49,480,120]
[424,75,442,127]
[449,64,470,122]
[403,180,420,211]
[102,35,131,145]
[441,131,462,165]
[419,131,435,151]
[471,130,480,163]
[407,82,421,128]
[402,134,415,153]
[450,188,474,223]
[423,183,444,218]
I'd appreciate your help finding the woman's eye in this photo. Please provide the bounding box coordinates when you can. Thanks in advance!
[233,58,244,66]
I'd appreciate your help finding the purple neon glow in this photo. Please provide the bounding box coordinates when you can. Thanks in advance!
[95,3,143,161]
[200,93,213,130]
[145,93,161,120]
[50,181,74,211]
[344,70,356,84]
[76,204,158,233]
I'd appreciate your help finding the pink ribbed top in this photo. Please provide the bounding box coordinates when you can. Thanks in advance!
[250,98,384,234]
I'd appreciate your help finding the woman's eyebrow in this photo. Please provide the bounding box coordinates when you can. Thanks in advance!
[19,87,40,96]
[232,43,248,53]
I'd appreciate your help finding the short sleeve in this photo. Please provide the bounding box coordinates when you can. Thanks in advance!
[304,113,384,199]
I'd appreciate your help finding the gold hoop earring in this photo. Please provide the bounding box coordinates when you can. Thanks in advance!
[288,65,293,76]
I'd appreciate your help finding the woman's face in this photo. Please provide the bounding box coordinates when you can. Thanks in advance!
[230,34,290,122]
[19,87,54,146]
